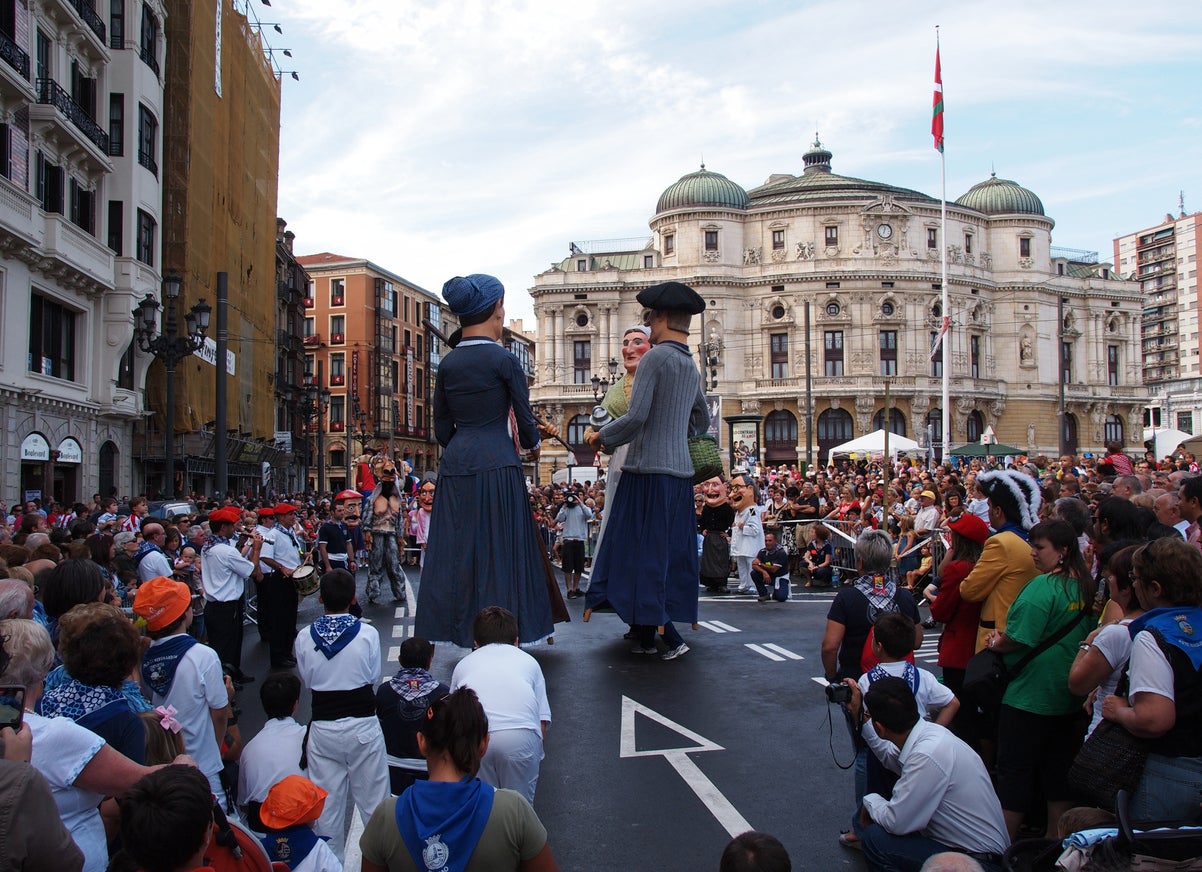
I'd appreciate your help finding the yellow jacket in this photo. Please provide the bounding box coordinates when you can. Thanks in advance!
[958,530,1038,652]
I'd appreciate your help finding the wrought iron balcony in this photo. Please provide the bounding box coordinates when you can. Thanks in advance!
[69,0,106,42]
[0,31,29,80]
[139,44,159,76]
[36,79,109,153]
[137,147,157,175]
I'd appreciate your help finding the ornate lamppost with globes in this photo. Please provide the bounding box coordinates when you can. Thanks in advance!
[590,357,620,402]
[134,270,211,498]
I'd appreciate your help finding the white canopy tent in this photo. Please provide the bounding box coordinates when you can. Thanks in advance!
[827,429,922,467]
[1142,427,1194,459]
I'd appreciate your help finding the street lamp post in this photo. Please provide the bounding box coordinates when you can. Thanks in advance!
[298,360,331,495]
[134,271,211,498]
[590,357,620,402]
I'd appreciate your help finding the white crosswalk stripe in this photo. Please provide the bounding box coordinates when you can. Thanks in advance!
[762,643,804,660]
[391,623,410,638]
[745,643,786,662]
[387,646,400,661]
[698,620,742,634]
[395,606,408,618]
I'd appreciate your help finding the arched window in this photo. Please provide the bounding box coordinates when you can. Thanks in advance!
[1104,415,1124,445]
[872,408,907,437]
[817,407,854,463]
[99,441,119,498]
[1063,413,1078,456]
[763,410,798,465]
[966,411,984,443]
[566,414,596,465]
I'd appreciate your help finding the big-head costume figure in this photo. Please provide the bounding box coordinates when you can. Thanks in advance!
[361,453,408,604]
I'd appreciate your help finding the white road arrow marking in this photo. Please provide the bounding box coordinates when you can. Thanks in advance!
[619,696,752,837]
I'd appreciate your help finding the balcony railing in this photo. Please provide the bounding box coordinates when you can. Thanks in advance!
[139,44,159,76]
[0,31,30,80]
[303,296,314,307]
[302,334,321,346]
[331,295,344,306]
[36,78,109,152]
[329,374,345,386]
[330,421,345,432]
[330,332,345,344]
[137,147,156,175]
[69,0,106,42]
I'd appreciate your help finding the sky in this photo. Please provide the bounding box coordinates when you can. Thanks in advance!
[266,0,1202,326]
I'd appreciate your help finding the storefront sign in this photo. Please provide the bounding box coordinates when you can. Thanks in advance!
[20,433,50,461]
[57,437,83,464]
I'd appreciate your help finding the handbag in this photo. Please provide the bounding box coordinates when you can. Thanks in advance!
[688,435,723,484]
[960,609,1088,712]
[1068,671,1151,811]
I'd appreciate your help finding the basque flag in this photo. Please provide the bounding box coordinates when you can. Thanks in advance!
[932,45,944,152]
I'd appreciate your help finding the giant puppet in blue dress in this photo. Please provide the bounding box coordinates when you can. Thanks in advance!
[415,274,567,647]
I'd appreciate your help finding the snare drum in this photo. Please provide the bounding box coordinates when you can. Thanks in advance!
[290,564,319,597]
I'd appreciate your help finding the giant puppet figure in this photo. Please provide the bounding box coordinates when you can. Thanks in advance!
[698,476,735,596]
[360,453,408,604]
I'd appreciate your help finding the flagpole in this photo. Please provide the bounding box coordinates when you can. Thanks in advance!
[934,26,950,466]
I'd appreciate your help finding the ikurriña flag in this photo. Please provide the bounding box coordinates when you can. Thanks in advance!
[932,46,944,153]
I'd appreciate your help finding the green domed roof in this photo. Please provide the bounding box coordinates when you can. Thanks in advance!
[955,173,1045,216]
[656,165,749,213]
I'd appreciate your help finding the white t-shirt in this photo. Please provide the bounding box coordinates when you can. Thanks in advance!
[145,635,228,780]
[237,716,307,806]
[27,711,107,872]
[1087,619,1135,736]
[255,524,277,574]
[201,541,254,601]
[451,643,551,734]
[136,548,175,583]
[1127,629,1176,701]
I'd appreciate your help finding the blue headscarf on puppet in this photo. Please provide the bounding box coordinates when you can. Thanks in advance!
[441,274,504,318]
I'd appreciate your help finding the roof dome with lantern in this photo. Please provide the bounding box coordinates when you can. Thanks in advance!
[955,172,1045,216]
[655,165,749,213]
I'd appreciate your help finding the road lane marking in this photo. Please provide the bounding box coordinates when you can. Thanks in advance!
[745,644,786,662]
[387,646,400,661]
[762,643,803,660]
[619,696,752,838]
[392,624,410,638]
[395,606,407,618]
[709,620,740,632]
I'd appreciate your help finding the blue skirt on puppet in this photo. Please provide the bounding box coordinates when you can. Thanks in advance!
[585,471,699,627]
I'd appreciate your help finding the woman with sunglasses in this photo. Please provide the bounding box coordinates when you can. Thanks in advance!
[1101,536,1202,821]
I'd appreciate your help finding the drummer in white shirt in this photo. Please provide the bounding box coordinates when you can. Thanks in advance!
[258,504,305,670]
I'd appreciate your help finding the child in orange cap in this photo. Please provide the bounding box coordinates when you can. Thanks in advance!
[258,774,342,872]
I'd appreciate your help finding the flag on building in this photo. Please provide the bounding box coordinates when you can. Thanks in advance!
[931,46,944,153]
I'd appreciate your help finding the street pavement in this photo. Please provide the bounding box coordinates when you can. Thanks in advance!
[235,565,944,871]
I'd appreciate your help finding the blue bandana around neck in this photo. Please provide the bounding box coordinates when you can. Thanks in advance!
[1129,606,1202,671]
[395,776,495,872]
[259,825,326,870]
[38,676,128,728]
[141,635,199,697]
[309,614,361,659]
[132,540,165,566]
[203,531,236,555]
[993,520,1030,542]
[866,661,920,695]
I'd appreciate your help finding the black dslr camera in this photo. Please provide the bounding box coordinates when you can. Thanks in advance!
[825,681,851,705]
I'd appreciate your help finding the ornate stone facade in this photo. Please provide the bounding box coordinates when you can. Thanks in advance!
[530,141,1147,471]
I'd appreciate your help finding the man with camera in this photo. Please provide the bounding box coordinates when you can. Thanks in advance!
[555,489,594,599]
[842,676,1009,871]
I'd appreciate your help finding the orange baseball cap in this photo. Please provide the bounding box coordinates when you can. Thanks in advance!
[132,576,192,631]
[259,775,328,829]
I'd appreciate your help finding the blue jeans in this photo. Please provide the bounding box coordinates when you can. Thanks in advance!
[1130,753,1202,822]
[852,814,1003,872]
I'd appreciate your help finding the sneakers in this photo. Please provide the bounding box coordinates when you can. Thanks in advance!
[661,642,689,661]
[630,645,658,656]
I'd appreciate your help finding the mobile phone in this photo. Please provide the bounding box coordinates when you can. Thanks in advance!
[0,686,26,731]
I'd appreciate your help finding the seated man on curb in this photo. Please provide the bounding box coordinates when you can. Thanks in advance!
[450,606,550,804]
[846,677,1009,872]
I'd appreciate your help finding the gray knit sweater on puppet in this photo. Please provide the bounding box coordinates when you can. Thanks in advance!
[597,340,709,478]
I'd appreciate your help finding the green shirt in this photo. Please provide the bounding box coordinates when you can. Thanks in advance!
[1002,572,1095,716]
[359,789,548,872]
